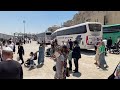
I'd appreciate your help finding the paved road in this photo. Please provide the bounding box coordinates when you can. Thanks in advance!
[13,41,120,79]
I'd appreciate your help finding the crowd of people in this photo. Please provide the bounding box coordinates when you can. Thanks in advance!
[0,37,120,79]
[49,39,81,79]
[50,38,120,79]
[103,37,120,54]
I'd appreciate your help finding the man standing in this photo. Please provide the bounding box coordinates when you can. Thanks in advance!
[107,37,112,53]
[18,43,24,65]
[69,39,73,50]
[72,40,81,73]
[24,39,25,44]
[12,42,16,54]
[68,39,73,71]
[0,47,23,79]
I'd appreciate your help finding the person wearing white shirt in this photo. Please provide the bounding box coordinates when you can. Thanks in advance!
[12,42,15,53]
[29,52,35,70]
[103,39,107,48]
[103,38,107,56]
[8,41,14,51]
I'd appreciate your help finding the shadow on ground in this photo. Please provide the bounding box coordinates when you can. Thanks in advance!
[81,49,96,55]
[69,71,81,78]
[72,72,81,77]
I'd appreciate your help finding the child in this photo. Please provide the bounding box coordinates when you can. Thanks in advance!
[54,47,65,79]
[29,52,36,70]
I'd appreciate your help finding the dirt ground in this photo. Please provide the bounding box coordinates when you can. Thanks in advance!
[13,41,120,79]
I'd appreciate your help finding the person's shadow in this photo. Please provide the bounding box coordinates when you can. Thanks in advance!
[97,66,108,71]
[101,67,108,71]
[72,72,81,77]
[69,71,81,77]
[37,64,44,68]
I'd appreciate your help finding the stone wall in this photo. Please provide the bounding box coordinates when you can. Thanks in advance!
[63,11,120,26]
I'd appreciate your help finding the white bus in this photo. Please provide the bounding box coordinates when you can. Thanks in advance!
[37,31,52,45]
[51,22,103,49]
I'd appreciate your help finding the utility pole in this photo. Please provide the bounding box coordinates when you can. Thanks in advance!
[23,20,26,39]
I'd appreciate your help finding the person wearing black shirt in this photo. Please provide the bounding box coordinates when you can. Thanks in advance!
[18,43,24,65]
[107,37,112,53]
[0,47,23,79]
[68,39,73,71]
[69,39,73,50]
[72,41,81,73]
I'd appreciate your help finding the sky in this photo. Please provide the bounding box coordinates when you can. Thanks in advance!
[0,11,78,35]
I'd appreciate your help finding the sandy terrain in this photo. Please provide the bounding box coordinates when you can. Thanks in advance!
[13,41,120,79]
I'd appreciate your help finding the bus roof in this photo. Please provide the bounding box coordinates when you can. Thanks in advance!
[103,24,120,28]
[52,22,102,34]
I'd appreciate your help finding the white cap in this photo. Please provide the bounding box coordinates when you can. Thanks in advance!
[2,47,13,52]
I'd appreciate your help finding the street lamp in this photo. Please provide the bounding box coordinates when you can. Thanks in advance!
[23,20,26,39]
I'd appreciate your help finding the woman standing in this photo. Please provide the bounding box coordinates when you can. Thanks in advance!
[62,45,69,79]
[54,47,64,79]
[94,43,100,66]
[38,41,45,65]
[98,42,109,69]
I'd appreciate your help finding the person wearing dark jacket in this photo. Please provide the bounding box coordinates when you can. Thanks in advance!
[0,47,23,79]
[107,37,112,53]
[68,39,73,71]
[72,40,81,73]
[69,39,73,50]
[18,43,24,65]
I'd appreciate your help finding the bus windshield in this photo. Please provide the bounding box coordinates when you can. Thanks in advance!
[88,24,101,31]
